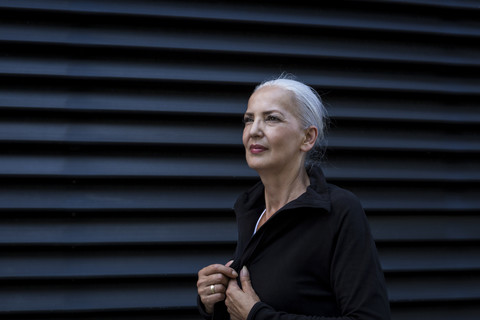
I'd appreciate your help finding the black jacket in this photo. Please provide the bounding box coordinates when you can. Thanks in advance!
[201,166,391,320]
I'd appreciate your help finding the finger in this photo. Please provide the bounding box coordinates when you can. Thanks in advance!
[227,277,239,291]
[197,274,229,295]
[207,263,238,278]
[240,266,256,295]
[224,260,238,279]
[200,283,228,307]
[199,264,233,277]
[200,292,226,310]
[198,265,238,291]
[240,266,251,286]
[226,278,242,300]
[205,283,227,296]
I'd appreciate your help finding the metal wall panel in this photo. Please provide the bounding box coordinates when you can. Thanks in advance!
[0,1,479,319]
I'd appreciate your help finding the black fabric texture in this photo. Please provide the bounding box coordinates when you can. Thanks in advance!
[200,165,391,320]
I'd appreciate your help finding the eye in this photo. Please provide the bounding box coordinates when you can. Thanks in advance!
[243,116,253,124]
[265,115,280,122]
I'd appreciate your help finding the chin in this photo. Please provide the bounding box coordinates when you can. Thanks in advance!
[246,153,277,172]
[246,160,272,172]
[246,158,264,171]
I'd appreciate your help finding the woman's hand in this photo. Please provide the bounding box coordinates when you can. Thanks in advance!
[225,266,260,320]
[197,261,238,314]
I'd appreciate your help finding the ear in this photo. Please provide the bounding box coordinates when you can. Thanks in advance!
[300,126,318,152]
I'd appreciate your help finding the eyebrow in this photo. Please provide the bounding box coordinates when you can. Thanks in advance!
[244,109,284,116]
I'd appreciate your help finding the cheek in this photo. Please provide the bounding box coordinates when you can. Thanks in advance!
[273,129,303,151]
[242,128,249,147]
[268,129,289,145]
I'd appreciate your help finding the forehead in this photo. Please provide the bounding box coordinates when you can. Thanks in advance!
[247,86,297,114]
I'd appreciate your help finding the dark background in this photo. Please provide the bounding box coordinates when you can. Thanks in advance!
[0,1,479,319]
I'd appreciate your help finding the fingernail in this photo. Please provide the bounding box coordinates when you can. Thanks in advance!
[232,269,238,277]
[241,266,248,277]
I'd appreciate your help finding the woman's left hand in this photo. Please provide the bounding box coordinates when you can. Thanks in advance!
[225,266,260,320]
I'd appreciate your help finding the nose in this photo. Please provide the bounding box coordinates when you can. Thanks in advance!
[248,118,264,138]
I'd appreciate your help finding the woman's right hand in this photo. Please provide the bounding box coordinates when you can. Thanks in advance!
[197,261,238,314]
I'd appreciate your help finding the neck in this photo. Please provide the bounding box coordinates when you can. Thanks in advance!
[259,164,310,218]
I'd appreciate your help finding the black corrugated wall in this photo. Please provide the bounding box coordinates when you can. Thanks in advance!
[0,1,479,319]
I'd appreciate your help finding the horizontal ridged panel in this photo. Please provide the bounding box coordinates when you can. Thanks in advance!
[0,55,478,94]
[1,243,479,280]
[1,89,479,124]
[1,115,478,152]
[0,151,478,182]
[0,247,235,279]
[0,22,478,66]
[387,272,480,302]
[0,273,479,313]
[390,301,480,320]
[0,213,478,246]
[0,1,479,319]
[0,181,478,211]
[0,279,196,312]
[0,0,479,36]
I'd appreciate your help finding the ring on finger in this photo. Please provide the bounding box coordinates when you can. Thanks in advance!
[210,284,216,294]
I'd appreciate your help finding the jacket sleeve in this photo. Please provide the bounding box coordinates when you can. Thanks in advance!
[197,295,213,320]
[329,191,390,320]
[246,190,391,320]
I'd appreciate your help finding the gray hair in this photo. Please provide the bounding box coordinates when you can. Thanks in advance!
[254,76,329,167]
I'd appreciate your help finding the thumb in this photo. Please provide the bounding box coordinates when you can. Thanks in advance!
[240,266,253,290]
[225,260,238,278]
[240,266,260,300]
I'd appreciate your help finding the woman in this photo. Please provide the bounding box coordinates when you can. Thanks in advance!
[197,76,391,320]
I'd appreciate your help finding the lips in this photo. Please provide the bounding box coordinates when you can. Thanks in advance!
[250,144,268,154]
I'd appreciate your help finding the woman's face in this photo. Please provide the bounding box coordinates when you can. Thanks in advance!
[242,85,309,174]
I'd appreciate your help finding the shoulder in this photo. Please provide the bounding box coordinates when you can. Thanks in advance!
[324,184,370,231]
[322,185,379,253]
[307,165,364,215]
[327,184,364,212]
